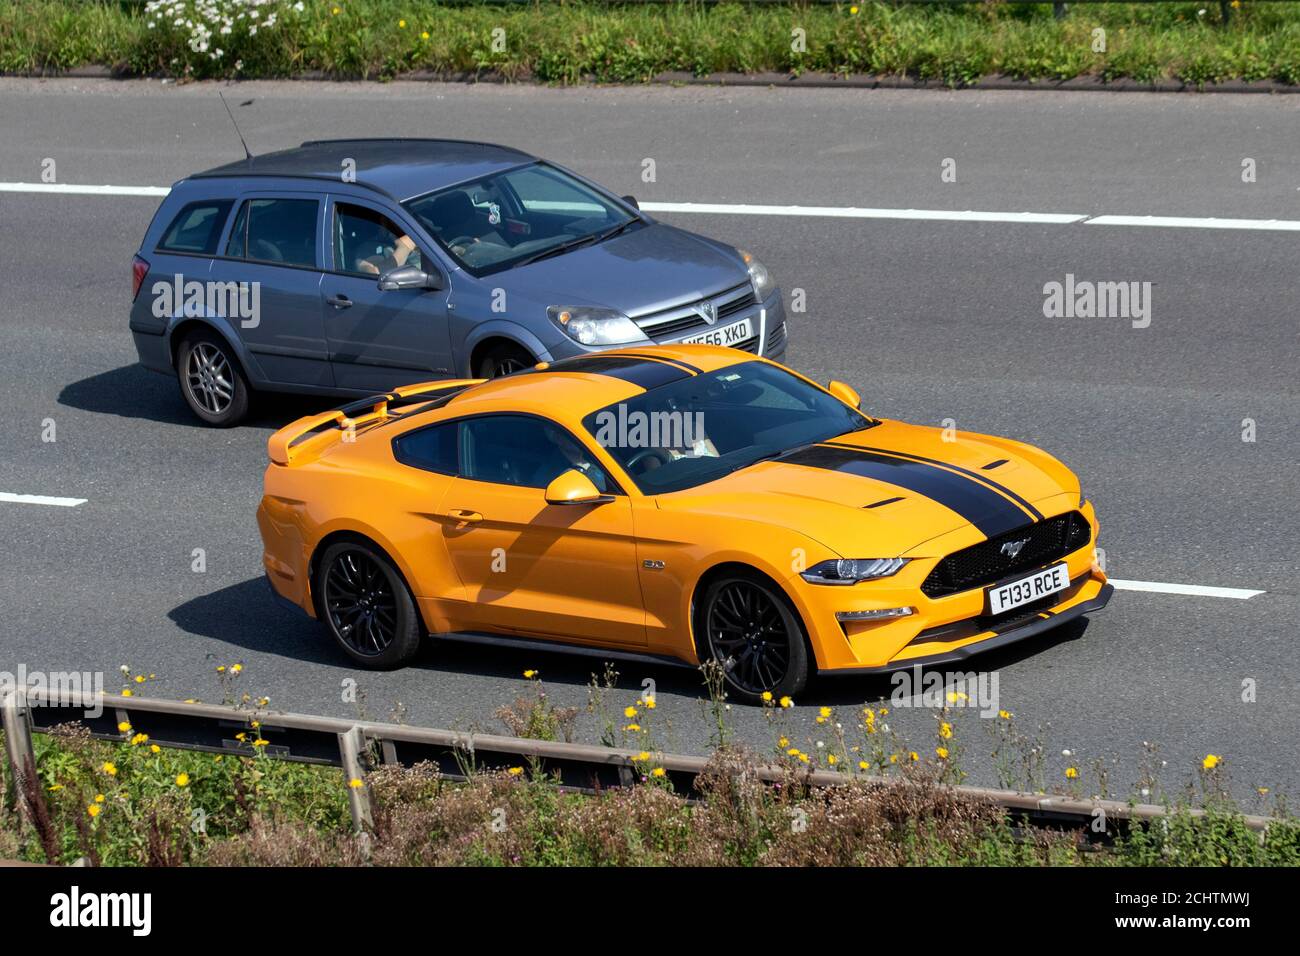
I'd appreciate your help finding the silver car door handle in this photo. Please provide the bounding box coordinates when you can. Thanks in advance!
[325,294,353,309]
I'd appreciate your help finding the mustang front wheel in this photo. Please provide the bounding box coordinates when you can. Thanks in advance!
[316,541,423,669]
[699,572,809,703]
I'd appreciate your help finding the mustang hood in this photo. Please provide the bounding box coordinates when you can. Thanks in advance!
[656,420,1079,557]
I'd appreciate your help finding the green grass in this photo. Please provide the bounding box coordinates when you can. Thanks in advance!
[4,724,1298,866]
[3,671,1296,866]
[1,1,1299,86]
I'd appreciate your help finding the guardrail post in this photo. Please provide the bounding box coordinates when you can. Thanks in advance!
[2,690,37,824]
[338,726,374,834]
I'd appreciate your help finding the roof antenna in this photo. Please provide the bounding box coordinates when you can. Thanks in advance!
[218,90,253,163]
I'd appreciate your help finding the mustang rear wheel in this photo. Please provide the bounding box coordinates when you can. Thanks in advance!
[315,541,423,669]
[699,572,809,704]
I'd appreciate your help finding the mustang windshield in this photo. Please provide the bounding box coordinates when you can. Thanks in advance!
[583,362,876,495]
[403,162,637,276]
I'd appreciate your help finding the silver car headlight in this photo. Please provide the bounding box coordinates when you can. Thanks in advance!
[738,249,776,300]
[548,306,648,347]
[800,557,909,586]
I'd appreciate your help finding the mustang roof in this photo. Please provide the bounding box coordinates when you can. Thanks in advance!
[193,138,535,201]
[404,345,760,427]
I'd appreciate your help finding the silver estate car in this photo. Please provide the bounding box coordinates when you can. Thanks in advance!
[128,138,788,426]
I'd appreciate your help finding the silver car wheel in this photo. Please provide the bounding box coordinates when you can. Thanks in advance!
[185,342,234,415]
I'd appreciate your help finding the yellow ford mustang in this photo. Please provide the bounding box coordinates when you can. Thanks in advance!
[258,345,1111,702]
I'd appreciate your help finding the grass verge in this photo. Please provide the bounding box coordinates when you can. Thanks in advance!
[2,1,1299,87]
[2,667,1297,866]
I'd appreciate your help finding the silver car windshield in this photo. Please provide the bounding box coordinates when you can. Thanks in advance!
[403,162,637,276]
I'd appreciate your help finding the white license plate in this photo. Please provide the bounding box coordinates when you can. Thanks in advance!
[681,317,753,348]
[986,562,1070,615]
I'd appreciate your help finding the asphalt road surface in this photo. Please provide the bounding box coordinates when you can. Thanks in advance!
[0,79,1296,803]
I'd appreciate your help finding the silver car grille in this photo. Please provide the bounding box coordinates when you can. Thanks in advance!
[633,282,758,341]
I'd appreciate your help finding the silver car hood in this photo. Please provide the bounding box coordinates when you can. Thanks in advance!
[497,222,749,316]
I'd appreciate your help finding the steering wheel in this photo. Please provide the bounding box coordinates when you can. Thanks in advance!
[626,448,672,473]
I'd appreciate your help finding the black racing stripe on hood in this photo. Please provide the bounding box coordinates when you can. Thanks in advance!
[534,355,692,390]
[782,445,1034,538]
[853,445,1045,520]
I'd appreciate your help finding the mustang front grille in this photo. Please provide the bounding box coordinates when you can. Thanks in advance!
[921,511,1092,598]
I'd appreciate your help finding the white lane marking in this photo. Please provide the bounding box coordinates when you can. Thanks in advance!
[0,494,86,509]
[641,201,1086,225]
[1085,214,1300,232]
[0,182,170,197]
[1109,579,1264,600]
[3,181,1300,232]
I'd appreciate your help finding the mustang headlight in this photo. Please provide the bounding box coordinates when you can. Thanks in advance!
[738,249,776,300]
[800,557,909,586]
[548,306,648,347]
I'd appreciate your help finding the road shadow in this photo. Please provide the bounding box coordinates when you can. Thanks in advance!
[59,364,195,426]
[59,364,345,430]
[169,576,337,666]
[168,576,719,696]
[170,576,1094,708]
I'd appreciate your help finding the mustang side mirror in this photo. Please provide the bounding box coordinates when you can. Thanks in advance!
[827,380,861,409]
[378,265,443,292]
[545,469,613,506]
[621,194,640,210]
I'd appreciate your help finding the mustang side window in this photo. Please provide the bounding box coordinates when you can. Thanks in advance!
[157,200,234,255]
[334,203,422,277]
[392,421,458,476]
[460,415,610,492]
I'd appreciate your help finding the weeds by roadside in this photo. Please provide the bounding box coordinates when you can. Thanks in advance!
[3,2,1299,87]
[2,666,1297,866]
